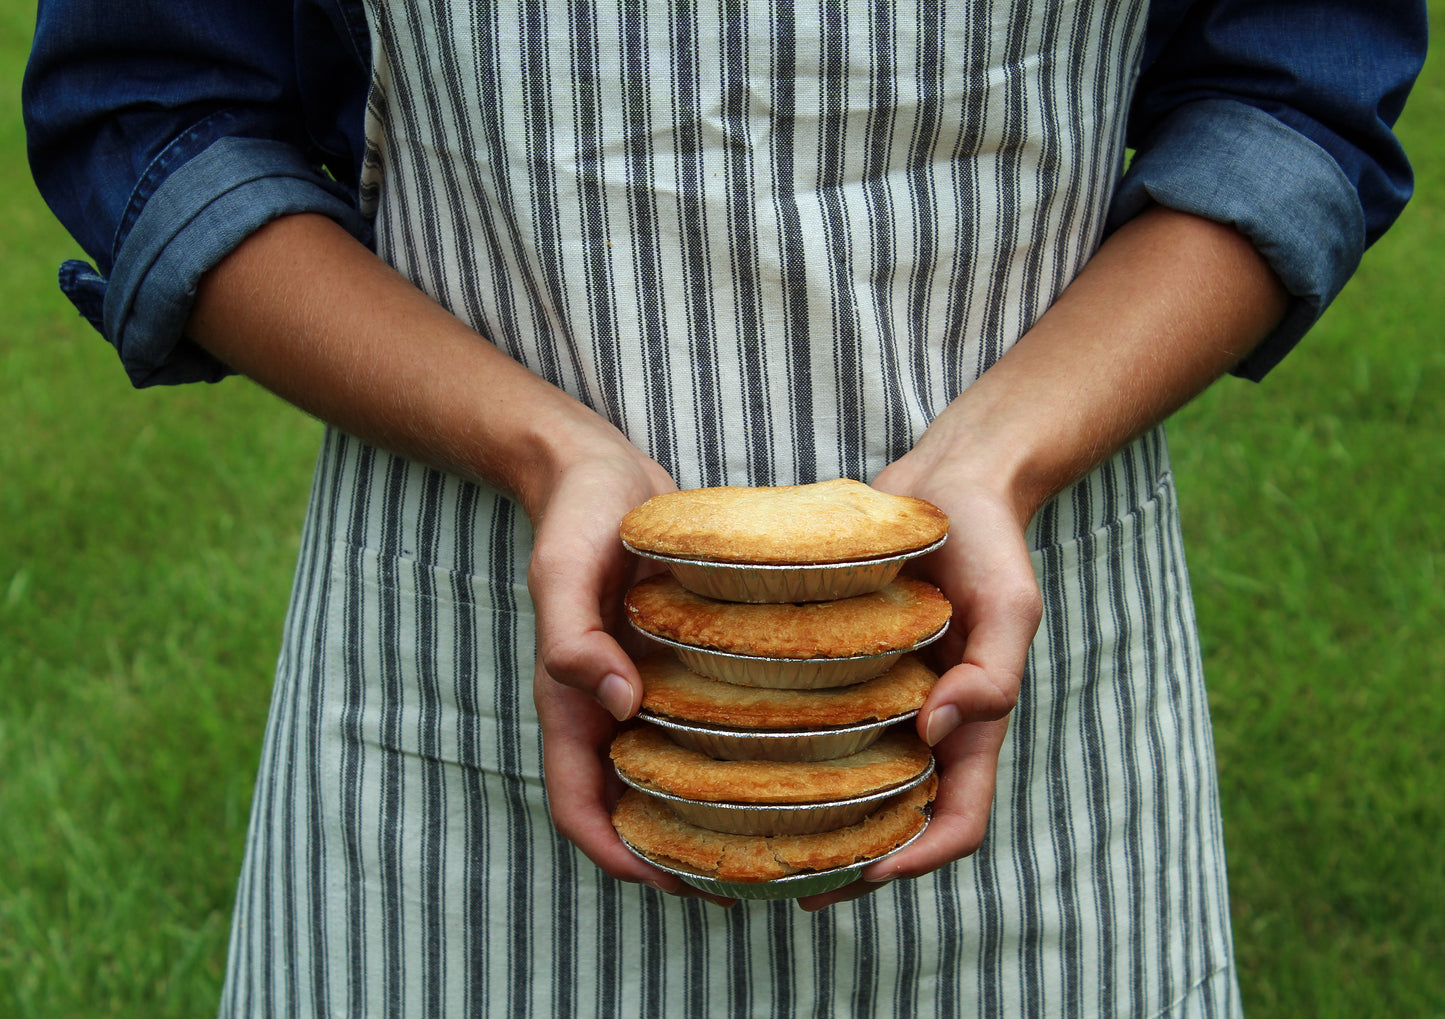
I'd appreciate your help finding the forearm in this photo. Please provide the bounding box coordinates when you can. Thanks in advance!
[906,204,1290,521]
[187,212,633,518]
[847,206,1291,896]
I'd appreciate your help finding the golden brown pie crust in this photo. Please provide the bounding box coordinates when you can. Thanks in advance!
[639,652,937,729]
[610,725,931,804]
[612,773,936,882]
[624,574,951,659]
[619,478,948,565]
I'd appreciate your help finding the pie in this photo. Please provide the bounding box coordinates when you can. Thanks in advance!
[612,773,936,882]
[638,652,936,729]
[610,725,931,804]
[619,478,948,565]
[624,574,951,659]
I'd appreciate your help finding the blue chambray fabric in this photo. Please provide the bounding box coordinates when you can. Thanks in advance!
[23,0,1426,388]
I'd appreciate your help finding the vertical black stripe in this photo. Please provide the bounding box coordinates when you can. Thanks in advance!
[569,0,628,425]
[619,0,681,474]
[1012,0,1066,338]
[938,0,989,398]
[375,457,411,1015]
[682,898,709,1018]
[859,0,908,468]
[413,469,447,1014]
[725,903,751,1015]
[302,430,348,1015]
[484,499,533,1017]
[975,3,1030,377]
[891,881,922,1019]
[901,0,946,419]
[669,0,729,486]
[767,0,818,482]
[1104,453,1148,1016]
[719,0,774,485]
[641,886,667,1018]
[518,0,593,396]
[447,480,493,1019]
[812,0,865,480]
[806,906,835,1018]
[932,864,963,1019]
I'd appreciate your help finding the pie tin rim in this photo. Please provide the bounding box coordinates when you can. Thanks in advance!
[629,619,949,665]
[613,754,936,812]
[621,533,947,571]
[636,708,920,740]
[620,819,930,900]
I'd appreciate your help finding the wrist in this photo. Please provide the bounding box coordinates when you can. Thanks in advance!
[891,393,1057,531]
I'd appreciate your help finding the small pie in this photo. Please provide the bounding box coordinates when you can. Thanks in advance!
[610,725,932,805]
[624,574,952,660]
[619,478,948,565]
[639,652,937,729]
[612,773,937,882]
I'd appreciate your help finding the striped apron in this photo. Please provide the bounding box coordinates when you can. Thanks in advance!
[220,1,1243,1015]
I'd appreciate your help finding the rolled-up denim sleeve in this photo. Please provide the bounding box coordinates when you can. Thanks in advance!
[1112,0,1426,380]
[24,0,369,387]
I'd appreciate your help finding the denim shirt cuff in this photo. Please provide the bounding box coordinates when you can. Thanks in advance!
[1108,99,1366,381]
[69,135,368,387]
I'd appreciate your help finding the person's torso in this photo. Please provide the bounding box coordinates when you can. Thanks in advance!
[356,0,1148,490]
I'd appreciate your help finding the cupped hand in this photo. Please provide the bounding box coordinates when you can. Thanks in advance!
[796,458,1042,911]
[523,435,736,905]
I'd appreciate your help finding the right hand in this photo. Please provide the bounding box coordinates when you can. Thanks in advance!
[524,443,676,721]
[521,435,735,905]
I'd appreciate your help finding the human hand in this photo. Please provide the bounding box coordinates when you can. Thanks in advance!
[523,436,737,905]
[796,458,1041,911]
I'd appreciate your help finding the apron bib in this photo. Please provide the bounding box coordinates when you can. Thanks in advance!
[221,3,1242,1015]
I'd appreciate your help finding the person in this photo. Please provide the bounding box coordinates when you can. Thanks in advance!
[24,0,1423,1015]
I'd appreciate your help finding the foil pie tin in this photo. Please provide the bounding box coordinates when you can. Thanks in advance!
[630,622,949,690]
[623,535,947,604]
[621,820,930,901]
[616,756,935,836]
[637,709,920,762]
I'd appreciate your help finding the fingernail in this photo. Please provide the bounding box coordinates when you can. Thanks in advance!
[598,673,637,721]
[924,704,962,746]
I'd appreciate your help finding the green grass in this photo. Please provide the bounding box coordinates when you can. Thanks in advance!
[1166,28,1445,1015]
[1,6,322,1014]
[2,3,1442,1017]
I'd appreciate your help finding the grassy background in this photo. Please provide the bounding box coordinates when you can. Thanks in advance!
[2,3,1439,1016]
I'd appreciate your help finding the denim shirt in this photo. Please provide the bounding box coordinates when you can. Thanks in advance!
[22,0,1425,387]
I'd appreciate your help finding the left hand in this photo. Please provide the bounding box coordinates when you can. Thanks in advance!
[795,453,1042,911]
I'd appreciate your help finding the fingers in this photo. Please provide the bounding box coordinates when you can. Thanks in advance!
[533,667,736,907]
[525,453,676,719]
[797,717,1009,911]
[874,716,1009,877]
[914,513,1041,748]
[918,577,1037,746]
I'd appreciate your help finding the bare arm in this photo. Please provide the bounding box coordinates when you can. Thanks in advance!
[188,212,707,895]
[804,204,1289,908]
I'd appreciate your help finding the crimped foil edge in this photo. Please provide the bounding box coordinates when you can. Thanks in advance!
[622,535,947,604]
[615,757,935,836]
[619,819,930,900]
[637,710,920,762]
[630,621,949,690]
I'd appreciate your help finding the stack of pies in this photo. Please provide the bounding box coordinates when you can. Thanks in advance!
[608,478,951,899]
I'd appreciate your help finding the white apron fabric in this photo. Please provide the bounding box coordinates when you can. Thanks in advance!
[220,1,1242,1015]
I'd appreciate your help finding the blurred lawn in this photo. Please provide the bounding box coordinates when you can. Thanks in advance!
[2,3,1440,1017]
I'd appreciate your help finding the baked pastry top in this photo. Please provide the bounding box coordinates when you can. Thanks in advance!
[619,478,948,565]
[610,725,931,804]
[624,574,951,659]
[612,773,936,882]
[639,652,937,729]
